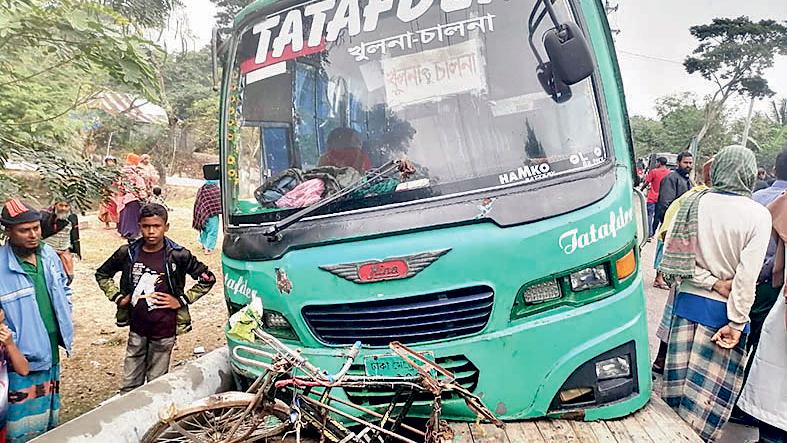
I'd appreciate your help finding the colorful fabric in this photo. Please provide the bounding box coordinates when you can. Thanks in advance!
[17,255,60,365]
[645,167,671,203]
[660,146,757,279]
[656,285,676,343]
[199,215,219,251]
[98,200,118,224]
[662,316,748,442]
[276,178,325,208]
[653,239,664,270]
[54,251,73,279]
[6,365,60,442]
[657,185,709,241]
[118,200,142,240]
[192,182,222,231]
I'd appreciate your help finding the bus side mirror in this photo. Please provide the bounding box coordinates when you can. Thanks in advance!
[543,22,594,85]
[203,163,220,181]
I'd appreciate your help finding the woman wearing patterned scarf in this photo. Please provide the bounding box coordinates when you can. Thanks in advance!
[658,145,772,442]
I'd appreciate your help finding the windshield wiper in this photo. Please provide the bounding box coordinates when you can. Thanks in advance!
[263,159,411,241]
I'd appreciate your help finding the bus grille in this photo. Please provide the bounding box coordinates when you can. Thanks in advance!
[301,286,494,346]
[343,355,480,406]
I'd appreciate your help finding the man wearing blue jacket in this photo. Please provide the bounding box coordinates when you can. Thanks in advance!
[0,198,73,442]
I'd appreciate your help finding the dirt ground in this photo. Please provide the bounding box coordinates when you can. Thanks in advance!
[60,187,227,422]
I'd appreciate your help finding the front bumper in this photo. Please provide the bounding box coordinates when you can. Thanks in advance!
[227,275,651,421]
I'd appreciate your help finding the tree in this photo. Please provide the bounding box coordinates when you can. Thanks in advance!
[630,116,665,159]
[0,0,162,144]
[770,98,787,126]
[162,48,215,121]
[684,16,787,149]
[101,0,181,28]
[0,0,162,204]
[210,0,255,28]
[630,93,732,159]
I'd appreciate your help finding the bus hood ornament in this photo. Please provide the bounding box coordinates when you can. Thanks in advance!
[320,249,451,284]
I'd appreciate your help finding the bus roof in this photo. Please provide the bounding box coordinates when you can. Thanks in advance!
[235,0,274,26]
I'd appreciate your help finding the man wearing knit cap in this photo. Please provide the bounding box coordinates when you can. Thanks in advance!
[0,198,73,441]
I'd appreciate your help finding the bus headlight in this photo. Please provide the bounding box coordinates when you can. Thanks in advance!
[595,356,630,380]
[522,280,562,304]
[262,310,299,341]
[569,265,609,292]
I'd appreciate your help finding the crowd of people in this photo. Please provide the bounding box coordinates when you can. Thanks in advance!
[0,143,785,442]
[644,146,787,443]
[0,151,226,442]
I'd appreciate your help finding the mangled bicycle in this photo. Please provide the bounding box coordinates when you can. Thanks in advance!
[142,328,503,443]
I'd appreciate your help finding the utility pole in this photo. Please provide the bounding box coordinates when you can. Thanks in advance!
[741,96,755,149]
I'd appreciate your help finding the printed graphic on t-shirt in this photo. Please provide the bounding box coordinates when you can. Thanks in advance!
[131,261,166,311]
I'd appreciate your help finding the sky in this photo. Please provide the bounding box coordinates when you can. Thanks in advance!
[184,0,787,118]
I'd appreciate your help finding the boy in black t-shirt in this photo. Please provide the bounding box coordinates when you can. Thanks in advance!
[95,204,216,393]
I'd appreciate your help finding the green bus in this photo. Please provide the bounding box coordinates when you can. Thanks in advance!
[214,0,652,422]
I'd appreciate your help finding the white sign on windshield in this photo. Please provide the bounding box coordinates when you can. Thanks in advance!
[382,38,487,108]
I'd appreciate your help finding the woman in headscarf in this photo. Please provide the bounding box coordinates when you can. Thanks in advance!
[658,145,772,442]
[192,180,221,254]
[116,154,147,240]
[651,157,714,375]
[138,154,160,191]
[98,156,119,229]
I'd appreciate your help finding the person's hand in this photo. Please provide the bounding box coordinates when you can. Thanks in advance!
[711,325,741,349]
[0,325,13,347]
[115,294,131,307]
[712,279,733,297]
[151,292,181,310]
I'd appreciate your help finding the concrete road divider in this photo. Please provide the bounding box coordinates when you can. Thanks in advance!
[33,347,233,443]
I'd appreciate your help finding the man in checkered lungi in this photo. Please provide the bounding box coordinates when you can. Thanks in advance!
[658,146,772,442]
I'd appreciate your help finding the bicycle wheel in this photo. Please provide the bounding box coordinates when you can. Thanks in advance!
[141,392,291,443]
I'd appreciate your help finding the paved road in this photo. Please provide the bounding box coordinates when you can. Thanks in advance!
[639,241,757,443]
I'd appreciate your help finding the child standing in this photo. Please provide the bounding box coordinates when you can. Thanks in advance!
[147,187,169,210]
[0,308,30,443]
[95,204,216,393]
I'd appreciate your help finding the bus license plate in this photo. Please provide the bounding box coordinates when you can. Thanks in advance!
[363,352,435,377]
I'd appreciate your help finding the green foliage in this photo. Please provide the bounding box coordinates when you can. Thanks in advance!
[685,17,787,100]
[163,48,215,121]
[185,97,220,153]
[100,0,181,28]
[0,140,118,212]
[0,0,162,206]
[210,0,254,28]
[731,113,787,170]
[630,93,732,159]
[684,16,787,148]
[34,152,119,212]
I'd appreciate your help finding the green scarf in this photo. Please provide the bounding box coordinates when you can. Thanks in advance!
[658,145,757,279]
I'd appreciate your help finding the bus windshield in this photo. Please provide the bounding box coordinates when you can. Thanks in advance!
[225,0,606,218]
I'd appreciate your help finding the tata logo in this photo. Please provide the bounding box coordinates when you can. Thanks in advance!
[320,249,450,284]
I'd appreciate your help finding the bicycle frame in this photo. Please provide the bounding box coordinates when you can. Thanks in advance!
[215,329,503,442]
